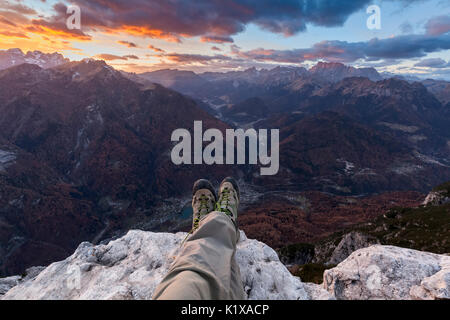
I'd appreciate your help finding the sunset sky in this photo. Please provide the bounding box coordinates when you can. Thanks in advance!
[0,0,449,78]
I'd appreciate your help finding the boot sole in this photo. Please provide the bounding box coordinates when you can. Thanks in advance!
[220,177,240,200]
[192,179,217,201]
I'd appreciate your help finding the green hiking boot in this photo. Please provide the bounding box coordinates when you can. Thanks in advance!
[191,179,217,231]
[216,177,240,224]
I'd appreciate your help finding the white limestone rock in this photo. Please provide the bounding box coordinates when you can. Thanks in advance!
[0,266,45,297]
[302,283,335,300]
[324,245,450,300]
[0,276,20,296]
[2,230,326,300]
[423,191,450,206]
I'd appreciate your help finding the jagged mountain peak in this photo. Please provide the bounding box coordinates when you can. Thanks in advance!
[52,59,125,83]
[55,59,108,71]
[0,48,68,70]
[5,48,24,55]
[310,61,381,82]
[310,61,347,70]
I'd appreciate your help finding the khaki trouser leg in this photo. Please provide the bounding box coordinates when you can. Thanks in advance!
[152,211,246,300]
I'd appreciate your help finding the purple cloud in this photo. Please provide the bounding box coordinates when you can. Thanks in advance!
[414,58,449,68]
[425,15,450,36]
[233,34,450,64]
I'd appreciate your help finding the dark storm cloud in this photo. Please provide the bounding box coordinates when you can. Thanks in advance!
[40,0,389,41]
[200,35,234,44]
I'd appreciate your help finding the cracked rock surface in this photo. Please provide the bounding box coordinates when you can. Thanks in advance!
[2,230,331,300]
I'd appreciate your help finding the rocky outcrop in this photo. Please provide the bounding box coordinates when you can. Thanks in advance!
[327,232,380,265]
[423,191,450,206]
[2,231,449,300]
[422,181,450,206]
[324,245,450,300]
[0,276,20,296]
[278,232,380,267]
[0,266,44,295]
[278,231,381,267]
[1,230,332,300]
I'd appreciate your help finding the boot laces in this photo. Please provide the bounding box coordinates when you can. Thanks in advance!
[181,194,211,245]
[194,194,210,227]
[217,187,233,217]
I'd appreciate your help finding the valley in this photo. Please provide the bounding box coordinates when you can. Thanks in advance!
[0,49,449,277]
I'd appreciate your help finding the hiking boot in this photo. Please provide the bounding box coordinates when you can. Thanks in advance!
[191,179,217,231]
[216,177,240,224]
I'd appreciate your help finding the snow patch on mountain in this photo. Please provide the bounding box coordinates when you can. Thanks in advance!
[0,149,16,172]
[390,163,424,175]
[337,159,355,175]
[379,122,420,133]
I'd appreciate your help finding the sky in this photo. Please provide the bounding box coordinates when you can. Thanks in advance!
[0,0,449,78]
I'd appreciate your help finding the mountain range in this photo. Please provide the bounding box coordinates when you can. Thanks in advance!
[0,49,449,277]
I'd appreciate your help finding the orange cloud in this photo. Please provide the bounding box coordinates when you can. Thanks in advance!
[117,40,138,48]
[95,54,128,61]
[0,31,29,38]
[119,26,182,43]
[0,16,17,27]
[27,20,92,41]
[123,55,139,59]
[95,54,140,61]
[148,44,165,53]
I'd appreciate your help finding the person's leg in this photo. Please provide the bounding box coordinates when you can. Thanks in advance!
[152,178,246,300]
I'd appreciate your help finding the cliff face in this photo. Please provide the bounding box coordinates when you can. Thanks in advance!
[1,230,449,300]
